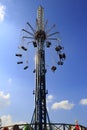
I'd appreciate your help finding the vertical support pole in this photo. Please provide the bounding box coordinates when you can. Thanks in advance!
[34,6,47,130]
[63,124,65,130]
[37,6,44,31]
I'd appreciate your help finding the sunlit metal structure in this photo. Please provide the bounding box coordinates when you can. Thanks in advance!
[1,123,87,130]
[16,5,66,130]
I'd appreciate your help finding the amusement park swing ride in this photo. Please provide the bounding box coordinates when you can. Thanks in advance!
[16,5,66,129]
[1,5,86,130]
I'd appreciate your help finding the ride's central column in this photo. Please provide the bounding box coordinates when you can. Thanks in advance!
[34,6,47,130]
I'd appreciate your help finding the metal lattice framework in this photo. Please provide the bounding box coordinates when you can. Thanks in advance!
[1,123,87,130]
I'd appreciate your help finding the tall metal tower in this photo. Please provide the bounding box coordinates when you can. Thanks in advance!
[16,6,66,130]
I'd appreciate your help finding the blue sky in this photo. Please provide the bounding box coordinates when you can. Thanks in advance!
[0,0,87,127]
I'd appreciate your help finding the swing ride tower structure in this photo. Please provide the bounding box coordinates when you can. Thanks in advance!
[32,6,48,130]
[16,6,66,130]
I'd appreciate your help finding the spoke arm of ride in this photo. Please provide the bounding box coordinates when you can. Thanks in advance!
[22,36,34,39]
[27,22,35,33]
[22,29,34,36]
[44,19,48,30]
[46,24,56,33]
[47,38,58,40]
[47,32,59,37]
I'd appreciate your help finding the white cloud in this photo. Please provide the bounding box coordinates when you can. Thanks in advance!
[1,115,13,126]
[47,95,53,103]
[80,98,87,105]
[0,91,10,109]
[0,3,6,22]
[1,115,27,126]
[51,100,74,110]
